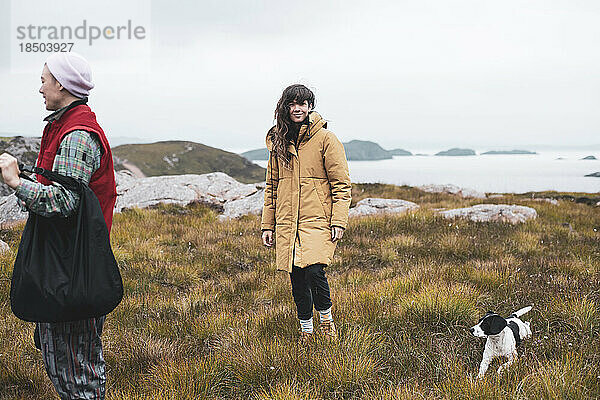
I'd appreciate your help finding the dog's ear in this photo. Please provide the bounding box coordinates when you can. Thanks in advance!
[487,315,507,335]
[479,311,495,322]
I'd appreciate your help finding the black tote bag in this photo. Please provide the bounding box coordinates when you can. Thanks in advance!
[10,165,123,322]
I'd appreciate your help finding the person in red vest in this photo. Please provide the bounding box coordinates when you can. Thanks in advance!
[0,52,116,399]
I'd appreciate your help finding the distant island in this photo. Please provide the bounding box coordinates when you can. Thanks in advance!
[388,148,412,156]
[342,140,392,160]
[241,140,412,161]
[581,155,597,160]
[435,148,476,156]
[584,172,600,177]
[481,150,537,155]
[240,148,269,161]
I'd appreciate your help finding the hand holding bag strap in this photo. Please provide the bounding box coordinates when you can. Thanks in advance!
[19,163,81,193]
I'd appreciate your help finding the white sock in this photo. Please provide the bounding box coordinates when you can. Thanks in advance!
[319,307,333,323]
[300,317,313,333]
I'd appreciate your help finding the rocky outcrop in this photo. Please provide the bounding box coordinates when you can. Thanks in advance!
[0,136,41,196]
[418,184,486,199]
[527,198,559,205]
[219,189,265,220]
[349,198,419,217]
[438,204,537,224]
[585,172,600,177]
[581,155,597,160]
[0,194,28,226]
[115,171,261,213]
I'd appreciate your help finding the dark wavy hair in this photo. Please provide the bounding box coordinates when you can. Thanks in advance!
[269,84,315,166]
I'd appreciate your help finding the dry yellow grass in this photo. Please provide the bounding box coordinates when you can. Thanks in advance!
[0,184,599,399]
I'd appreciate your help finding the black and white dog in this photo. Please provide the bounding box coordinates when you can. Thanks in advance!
[470,306,532,378]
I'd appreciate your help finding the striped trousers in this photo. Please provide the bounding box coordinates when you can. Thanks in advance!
[37,316,106,400]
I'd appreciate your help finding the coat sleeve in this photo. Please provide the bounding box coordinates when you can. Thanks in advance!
[323,131,352,229]
[261,150,279,231]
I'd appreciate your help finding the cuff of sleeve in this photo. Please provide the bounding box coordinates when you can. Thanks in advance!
[14,179,38,203]
[330,220,347,230]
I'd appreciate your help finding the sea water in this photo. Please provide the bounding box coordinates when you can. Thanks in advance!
[253,150,600,194]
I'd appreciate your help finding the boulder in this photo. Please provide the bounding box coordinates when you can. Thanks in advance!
[419,184,486,199]
[528,198,559,205]
[114,171,260,213]
[0,194,28,225]
[438,204,537,224]
[0,136,41,196]
[0,240,9,254]
[349,198,419,217]
[581,155,597,160]
[219,189,265,220]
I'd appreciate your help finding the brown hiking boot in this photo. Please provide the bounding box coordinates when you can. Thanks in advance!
[298,331,313,345]
[320,320,338,341]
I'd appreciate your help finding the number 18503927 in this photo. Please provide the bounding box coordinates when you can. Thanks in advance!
[19,43,74,52]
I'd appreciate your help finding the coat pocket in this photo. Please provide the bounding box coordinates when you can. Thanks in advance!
[313,179,331,220]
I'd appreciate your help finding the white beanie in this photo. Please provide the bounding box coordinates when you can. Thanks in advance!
[45,52,94,98]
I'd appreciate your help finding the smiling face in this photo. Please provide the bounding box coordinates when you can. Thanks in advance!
[39,65,65,111]
[288,99,310,123]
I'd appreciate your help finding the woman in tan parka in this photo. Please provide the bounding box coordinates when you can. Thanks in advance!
[261,84,351,342]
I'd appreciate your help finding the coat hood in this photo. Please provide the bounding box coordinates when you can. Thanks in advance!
[266,111,327,151]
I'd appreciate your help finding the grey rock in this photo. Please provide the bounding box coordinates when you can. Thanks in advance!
[349,198,419,217]
[0,240,9,254]
[419,184,486,199]
[219,189,265,220]
[0,194,28,225]
[528,198,559,205]
[114,171,259,213]
[581,155,597,160]
[585,172,600,177]
[439,204,537,224]
[0,136,41,196]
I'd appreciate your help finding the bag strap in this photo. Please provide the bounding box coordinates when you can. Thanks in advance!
[19,164,81,193]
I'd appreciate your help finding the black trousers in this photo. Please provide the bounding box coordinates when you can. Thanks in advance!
[290,263,333,320]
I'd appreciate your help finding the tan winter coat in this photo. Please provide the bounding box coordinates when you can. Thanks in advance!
[261,111,351,273]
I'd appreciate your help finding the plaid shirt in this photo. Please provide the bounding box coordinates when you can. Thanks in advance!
[15,129,102,218]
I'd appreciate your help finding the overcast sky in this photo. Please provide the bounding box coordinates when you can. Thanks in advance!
[1,0,599,152]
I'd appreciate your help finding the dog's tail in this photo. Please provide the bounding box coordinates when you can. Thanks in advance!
[513,306,532,317]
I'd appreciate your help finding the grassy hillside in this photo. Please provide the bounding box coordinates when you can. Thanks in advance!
[0,185,599,399]
[113,141,266,183]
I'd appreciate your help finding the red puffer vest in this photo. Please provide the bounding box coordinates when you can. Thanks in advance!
[37,102,117,233]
